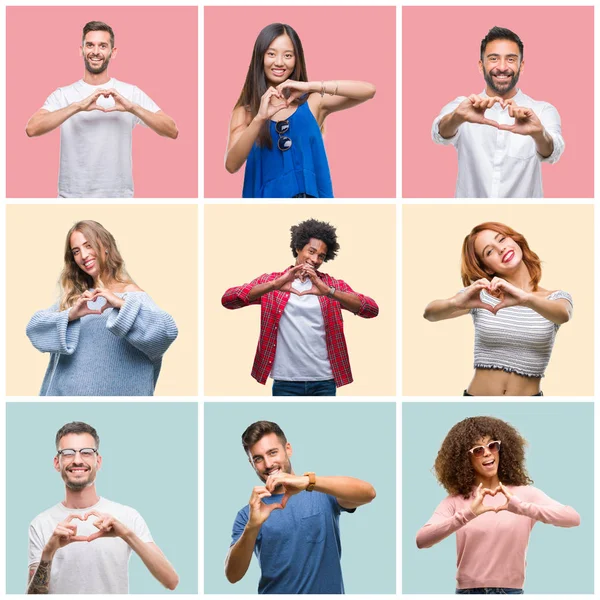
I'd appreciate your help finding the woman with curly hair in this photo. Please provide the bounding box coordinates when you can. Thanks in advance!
[225,23,376,197]
[221,218,378,395]
[424,222,572,395]
[416,416,580,594]
[26,220,178,396]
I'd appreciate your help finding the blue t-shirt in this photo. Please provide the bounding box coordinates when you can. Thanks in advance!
[231,491,354,594]
[242,100,334,198]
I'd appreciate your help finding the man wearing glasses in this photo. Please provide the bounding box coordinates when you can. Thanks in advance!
[225,420,376,593]
[27,422,178,594]
[221,218,379,396]
[432,26,564,198]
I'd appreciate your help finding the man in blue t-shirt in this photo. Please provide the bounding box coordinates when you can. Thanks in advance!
[225,420,376,594]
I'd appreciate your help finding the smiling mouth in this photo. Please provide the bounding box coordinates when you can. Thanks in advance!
[482,459,495,468]
[83,259,95,270]
[502,250,515,264]
[68,468,89,474]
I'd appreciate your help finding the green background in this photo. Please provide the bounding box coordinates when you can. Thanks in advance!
[6,402,198,594]
[204,401,396,594]
[402,402,593,594]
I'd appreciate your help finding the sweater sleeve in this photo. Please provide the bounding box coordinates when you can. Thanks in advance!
[105,294,178,362]
[221,273,279,310]
[416,497,477,549]
[26,305,81,355]
[507,488,580,527]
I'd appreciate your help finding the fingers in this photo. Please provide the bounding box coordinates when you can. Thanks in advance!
[481,118,500,129]
[86,531,105,542]
[64,513,84,523]
[83,510,104,520]
[267,502,283,512]
[281,492,291,509]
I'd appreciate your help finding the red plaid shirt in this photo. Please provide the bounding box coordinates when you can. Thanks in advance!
[222,268,379,387]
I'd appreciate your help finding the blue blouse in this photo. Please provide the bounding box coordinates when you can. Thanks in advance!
[242,101,334,198]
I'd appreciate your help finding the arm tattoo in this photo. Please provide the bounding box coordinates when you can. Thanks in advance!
[27,560,52,594]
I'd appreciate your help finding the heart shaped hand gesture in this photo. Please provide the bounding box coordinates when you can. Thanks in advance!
[454,279,495,313]
[46,514,90,554]
[257,87,289,121]
[276,79,310,105]
[265,472,308,508]
[293,265,330,297]
[84,510,130,541]
[101,88,133,113]
[471,483,512,516]
[498,99,543,137]
[248,486,284,527]
[455,94,505,129]
[489,277,529,314]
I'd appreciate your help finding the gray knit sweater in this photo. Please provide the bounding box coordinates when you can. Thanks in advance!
[26,292,178,396]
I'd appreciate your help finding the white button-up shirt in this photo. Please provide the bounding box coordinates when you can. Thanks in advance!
[432,89,564,198]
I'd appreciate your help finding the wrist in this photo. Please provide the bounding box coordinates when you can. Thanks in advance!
[530,127,547,142]
[522,292,535,308]
[253,114,268,125]
[449,110,465,127]
[245,520,262,535]
[119,527,135,544]
[308,81,321,93]
[41,545,56,562]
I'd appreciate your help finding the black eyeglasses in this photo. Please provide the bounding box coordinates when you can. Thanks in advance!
[57,448,98,459]
[468,441,501,457]
[275,120,292,152]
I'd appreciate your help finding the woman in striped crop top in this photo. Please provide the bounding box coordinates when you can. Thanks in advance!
[225,23,376,198]
[416,416,580,594]
[424,222,572,396]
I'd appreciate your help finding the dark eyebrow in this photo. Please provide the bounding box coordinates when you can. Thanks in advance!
[487,53,519,58]
[252,447,278,461]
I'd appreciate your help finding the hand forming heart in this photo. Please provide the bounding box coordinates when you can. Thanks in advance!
[488,277,529,314]
[78,89,133,114]
[471,482,512,516]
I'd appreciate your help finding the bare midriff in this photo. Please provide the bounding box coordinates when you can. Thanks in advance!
[466,369,542,396]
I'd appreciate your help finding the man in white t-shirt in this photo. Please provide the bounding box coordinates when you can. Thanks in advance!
[25,21,178,198]
[27,421,179,594]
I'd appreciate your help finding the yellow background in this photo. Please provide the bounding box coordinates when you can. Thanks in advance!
[205,204,396,396]
[402,204,594,396]
[7,204,198,396]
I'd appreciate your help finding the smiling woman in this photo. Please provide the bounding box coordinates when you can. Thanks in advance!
[25,220,178,396]
[423,222,572,396]
[416,416,580,594]
[225,22,376,198]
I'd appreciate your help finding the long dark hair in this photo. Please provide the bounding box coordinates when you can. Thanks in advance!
[235,23,308,148]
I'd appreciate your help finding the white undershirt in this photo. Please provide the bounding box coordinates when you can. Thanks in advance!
[270,278,333,381]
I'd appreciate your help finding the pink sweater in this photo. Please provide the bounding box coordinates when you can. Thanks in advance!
[416,485,580,589]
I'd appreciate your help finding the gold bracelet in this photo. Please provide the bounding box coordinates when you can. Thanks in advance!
[329,81,338,96]
[320,81,326,97]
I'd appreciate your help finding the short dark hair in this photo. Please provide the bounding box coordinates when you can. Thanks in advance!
[290,219,340,262]
[55,421,100,451]
[82,21,115,48]
[480,26,524,61]
[242,421,287,454]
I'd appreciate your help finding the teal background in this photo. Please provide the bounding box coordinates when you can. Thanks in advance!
[402,402,593,594]
[204,402,396,594]
[6,402,198,594]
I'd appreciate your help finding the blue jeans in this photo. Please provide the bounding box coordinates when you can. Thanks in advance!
[272,379,336,396]
[456,589,523,595]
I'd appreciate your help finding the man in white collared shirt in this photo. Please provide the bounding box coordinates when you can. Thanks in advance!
[432,26,564,198]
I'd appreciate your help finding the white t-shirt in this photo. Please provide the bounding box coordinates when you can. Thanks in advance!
[28,496,153,594]
[271,278,333,381]
[42,78,160,198]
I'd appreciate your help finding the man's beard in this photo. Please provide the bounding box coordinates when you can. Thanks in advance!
[483,65,521,95]
[84,54,111,75]
[62,468,95,491]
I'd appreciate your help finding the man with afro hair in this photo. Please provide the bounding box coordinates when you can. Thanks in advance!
[222,218,378,395]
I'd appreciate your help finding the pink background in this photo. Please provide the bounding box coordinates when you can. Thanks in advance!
[204,6,396,198]
[402,6,594,198]
[7,6,198,198]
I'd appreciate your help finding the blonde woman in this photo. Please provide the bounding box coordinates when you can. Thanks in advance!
[26,220,178,396]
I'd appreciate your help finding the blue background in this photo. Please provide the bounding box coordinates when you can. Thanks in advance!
[402,402,593,594]
[6,402,198,594]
